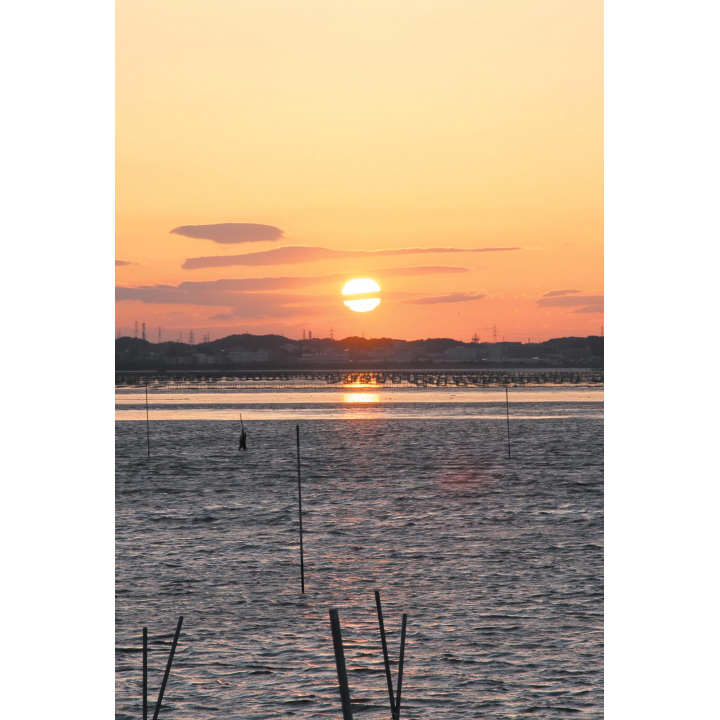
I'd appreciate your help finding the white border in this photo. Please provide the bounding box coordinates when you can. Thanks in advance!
[606,0,719,716]
[2,0,114,716]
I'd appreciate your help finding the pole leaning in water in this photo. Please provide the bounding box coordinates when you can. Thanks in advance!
[143,627,148,720]
[145,383,151,458]
[374,591,396,718]
[505,384,511,459]
[394,613,407,720]
[329,609,354,720]
[296,425,305,593]
[152,616,183,720]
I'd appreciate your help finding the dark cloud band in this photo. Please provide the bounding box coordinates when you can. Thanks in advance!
[170,223,284,245]
[182,245,521,269]
[397,292,485,306]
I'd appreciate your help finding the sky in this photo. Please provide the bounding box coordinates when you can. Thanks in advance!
[116,0,603,343]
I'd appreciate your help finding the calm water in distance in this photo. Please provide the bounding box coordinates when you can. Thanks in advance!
[116,387,603,719]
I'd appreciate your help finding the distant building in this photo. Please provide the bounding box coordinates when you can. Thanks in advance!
[228,349,269,363]
[444,345,481,362]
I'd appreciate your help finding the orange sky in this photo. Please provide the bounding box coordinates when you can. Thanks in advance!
[116,0,603,343]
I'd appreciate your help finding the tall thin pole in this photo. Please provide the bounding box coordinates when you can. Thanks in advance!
[296,425,305,594]
[505,385,511,459]
[143,627,148,720]
[145,383,151,459]
[152,616,183,720]
[329,609,354,720]
[374,591,396,717]
[394,613,407,720]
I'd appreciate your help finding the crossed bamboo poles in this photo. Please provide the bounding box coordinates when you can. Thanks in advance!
[330,590,408,720]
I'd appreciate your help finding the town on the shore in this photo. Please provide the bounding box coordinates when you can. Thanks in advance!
[116,332,603,370]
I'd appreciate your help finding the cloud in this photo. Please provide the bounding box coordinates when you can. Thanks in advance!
[537,295,604,307]
[541,289,581,298]
[116,266,482,319]
[116,285,330,318]
[537,294,604,314]
[398,292,485,306]
[170,223,284,244]
[115,260,137,267]
[182,245,521,269]
[173,266,468,293]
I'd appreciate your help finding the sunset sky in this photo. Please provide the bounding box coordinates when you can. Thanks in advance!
[116,0,603,343]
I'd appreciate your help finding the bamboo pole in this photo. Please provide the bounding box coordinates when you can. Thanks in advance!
[145,383,151,458]
[152,616,183,720]
[394,614,407,719]
[374,591,396,718]
[329,609,353,720]
[505,384,511,459]
[143,627,148,720]
[296,425,305,593]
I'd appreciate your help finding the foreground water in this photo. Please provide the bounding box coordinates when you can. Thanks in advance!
[116,388,603,719]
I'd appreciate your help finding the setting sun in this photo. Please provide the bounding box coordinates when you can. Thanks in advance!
[342,278,381,313]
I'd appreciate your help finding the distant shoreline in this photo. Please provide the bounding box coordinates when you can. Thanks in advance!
[115,367,604,390]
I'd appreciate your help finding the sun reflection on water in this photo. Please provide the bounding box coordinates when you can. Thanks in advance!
[343,393,381,403]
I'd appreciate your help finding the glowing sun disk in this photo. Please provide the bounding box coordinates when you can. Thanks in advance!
[342,278,381,312]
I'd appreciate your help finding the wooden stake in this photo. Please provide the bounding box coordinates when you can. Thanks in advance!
[143,627,148,720]
[145,383,151,459]
[329,609,354,720]
[505,384,511,459]
[152,616,183,720]
[296,425,305,593]
[374,591,396,717]
[394,613,407,719]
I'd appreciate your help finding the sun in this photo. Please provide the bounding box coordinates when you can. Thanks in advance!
[342,278,381,312]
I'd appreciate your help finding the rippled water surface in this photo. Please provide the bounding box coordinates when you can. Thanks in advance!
[116,388,603,719]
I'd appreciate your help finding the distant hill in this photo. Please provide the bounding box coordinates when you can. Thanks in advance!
[115,332,603,370]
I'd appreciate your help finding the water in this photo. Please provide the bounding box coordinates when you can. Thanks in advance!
[116,388,603,719]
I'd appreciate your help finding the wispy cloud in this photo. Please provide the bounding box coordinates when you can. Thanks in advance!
[116,285,329,318]
[398,291,485,305]
[182,245,521,269]
[115,260,137,267]
[116,265,484,319]
[541,289,581,298]
[170,223,284,244]
[537,294,604,314]
[537,295,603,307]
[174,266,468,293]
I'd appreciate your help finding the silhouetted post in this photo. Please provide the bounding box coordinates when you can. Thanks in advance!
[296,425,305,593]
[143,627,148,720]
[374,591,396,718]
[145,383,151,459]
[505,385,511,459]
[329,609,354,720]
[152,616,183,720]
[394,613,407,720]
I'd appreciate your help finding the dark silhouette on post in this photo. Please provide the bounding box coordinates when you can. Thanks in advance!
[145,383,151,458]
[238,413,247,451]
[296,425,305,593]
[143,627,148,720]
[329,609,354,720]
[374,591,396,718]
[395,613,407,719]
[505,384,511,459]
[152,615,183,720]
